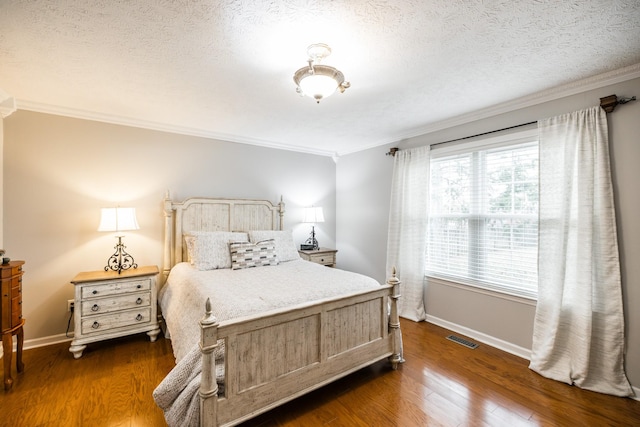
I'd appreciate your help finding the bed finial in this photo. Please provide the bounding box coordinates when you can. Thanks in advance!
[388,266,400,286]
[202,298,216,325]
[278,196,285,230]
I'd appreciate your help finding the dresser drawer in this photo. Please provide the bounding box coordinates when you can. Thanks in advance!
[11,296,22,327]
[81,278,150,299]
[0,264,22,279]
[80,307,152,335]
[80,292,151,316]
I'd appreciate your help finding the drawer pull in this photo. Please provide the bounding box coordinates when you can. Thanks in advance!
[92,290,98,295]
[136,314,143,321]
[92,321,100,329]
[137,284,142,289]
[136,297,143,305]
[321,258,324,262]
[91,304,100,312]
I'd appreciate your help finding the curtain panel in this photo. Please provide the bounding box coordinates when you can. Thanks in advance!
[386,145,430,321]
[529,106,632,397]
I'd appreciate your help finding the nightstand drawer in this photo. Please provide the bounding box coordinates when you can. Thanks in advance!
[307,253,335,265]
[81,278,151,299]
[80,307,152,335]
[80,292,151,316]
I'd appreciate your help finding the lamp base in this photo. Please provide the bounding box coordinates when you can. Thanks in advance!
[304,226,320,250]
[104,236,138,274]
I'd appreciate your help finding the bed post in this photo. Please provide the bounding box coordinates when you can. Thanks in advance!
[277,196,285,230]
[388,267,403,369]
[200,298,219,427]
[162,191,174,285]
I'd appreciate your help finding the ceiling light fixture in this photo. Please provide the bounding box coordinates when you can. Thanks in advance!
[293,43,350,103]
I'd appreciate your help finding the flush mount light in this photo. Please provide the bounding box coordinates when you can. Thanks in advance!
[293,43,350,103]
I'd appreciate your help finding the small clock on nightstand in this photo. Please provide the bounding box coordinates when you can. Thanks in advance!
[298,248,337,268]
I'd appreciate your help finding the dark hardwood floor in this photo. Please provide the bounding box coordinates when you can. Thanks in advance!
[1,320,638,426]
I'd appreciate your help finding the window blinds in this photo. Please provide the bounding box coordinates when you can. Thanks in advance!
[426,130,539,298]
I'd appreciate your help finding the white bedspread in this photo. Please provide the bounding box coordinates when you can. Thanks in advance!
[153,260,382,426]
[159,259,382,362]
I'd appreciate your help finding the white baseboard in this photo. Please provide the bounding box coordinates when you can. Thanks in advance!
[0,333,73,359]
[426,314,531,360]
[424,315,640,400]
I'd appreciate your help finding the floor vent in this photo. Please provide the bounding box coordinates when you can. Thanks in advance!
[446,335,479,349]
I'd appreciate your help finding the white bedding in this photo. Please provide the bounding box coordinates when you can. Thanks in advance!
[154,260,383,426]
[159,259,383,363]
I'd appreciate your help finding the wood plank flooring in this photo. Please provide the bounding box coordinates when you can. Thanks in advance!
[1,319,638,426]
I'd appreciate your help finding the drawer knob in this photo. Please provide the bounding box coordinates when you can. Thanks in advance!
[136,297,143,305]
[92,290,98,295]
[137,284,142,289]
[135,314,143,321]
[91,304,100,312]
[92,321,100,329]
[321,258,324,262]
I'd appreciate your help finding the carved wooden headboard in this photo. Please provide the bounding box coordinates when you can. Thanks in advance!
[162,193,285,281]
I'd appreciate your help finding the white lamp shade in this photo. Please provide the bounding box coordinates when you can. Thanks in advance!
[98,207,140,232]
[302,207,325,223]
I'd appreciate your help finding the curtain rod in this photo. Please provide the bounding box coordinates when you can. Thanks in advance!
[386,94,636,156]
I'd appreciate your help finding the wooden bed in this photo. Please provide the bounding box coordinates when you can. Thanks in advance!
[160,194,403,427]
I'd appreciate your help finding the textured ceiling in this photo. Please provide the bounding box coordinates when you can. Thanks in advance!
[1,1,640,156]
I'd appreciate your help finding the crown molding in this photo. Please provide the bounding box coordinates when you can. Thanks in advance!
[338,63,640,156]
[389,62,640,146]
[14,100,334,157]
[15,63,640,157]
[0,89,17,118]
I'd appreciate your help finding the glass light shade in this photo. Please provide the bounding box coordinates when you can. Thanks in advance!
[294,63,346,102]
[302,207,325,223]
[299,74,339,100]
[98,207,140,232]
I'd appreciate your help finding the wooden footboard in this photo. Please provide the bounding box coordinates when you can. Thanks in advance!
[199,270,402,427]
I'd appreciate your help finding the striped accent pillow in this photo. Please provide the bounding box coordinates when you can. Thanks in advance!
[229,239,278,270]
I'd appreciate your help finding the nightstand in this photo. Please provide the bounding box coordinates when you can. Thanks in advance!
[298,248,337,267]
[69,265,160,359]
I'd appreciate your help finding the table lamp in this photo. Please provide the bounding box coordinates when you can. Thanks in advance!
[98,207,139,274]
[302,206,324,250]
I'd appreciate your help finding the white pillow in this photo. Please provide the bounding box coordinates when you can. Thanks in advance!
[248,230,301,262]
[185,231,248,270]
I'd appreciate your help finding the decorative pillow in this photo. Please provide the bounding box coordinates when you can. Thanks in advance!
[229,239,278,270]
[248,230,301,262]
[185,231,249,270]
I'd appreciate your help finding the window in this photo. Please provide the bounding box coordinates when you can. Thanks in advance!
[425,130,539,299]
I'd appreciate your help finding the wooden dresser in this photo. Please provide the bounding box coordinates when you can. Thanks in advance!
[1,260,25,390]
[69,265,160,359]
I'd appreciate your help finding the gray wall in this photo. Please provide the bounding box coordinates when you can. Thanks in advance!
[2,110,336,343]
[336,77,640,390]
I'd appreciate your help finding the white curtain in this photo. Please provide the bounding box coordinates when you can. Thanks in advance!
[529,106,633,396]
[386,145,430,321]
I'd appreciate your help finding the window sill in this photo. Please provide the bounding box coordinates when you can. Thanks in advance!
[425,274,537,306]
